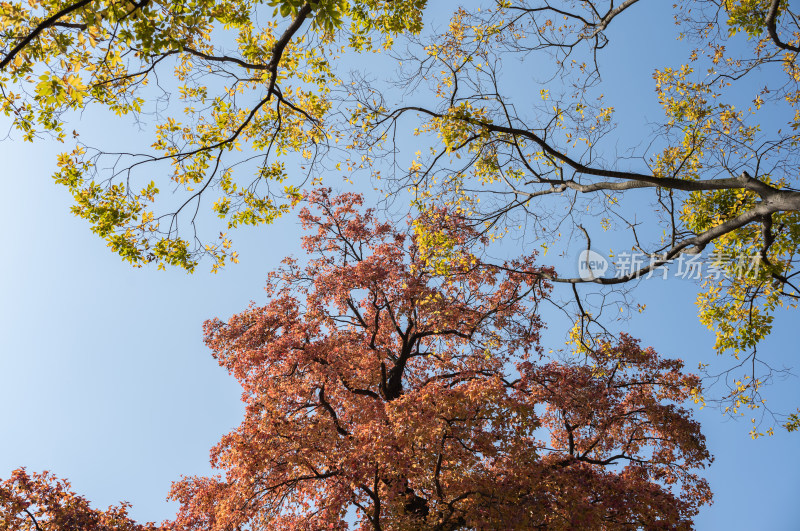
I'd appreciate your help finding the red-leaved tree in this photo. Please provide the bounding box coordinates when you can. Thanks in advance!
[164,190,712,530]
[0,468,163,530]
[0,190,712,529]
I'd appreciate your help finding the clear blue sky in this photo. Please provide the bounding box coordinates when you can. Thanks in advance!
[1,2,799,529]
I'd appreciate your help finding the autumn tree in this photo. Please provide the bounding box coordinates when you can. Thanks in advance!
[0,468,166,530]
[1,0,798,428]
[151,189,711,529]
[349,0,800,427]
[0,190,713,528]
[349,0,800,431]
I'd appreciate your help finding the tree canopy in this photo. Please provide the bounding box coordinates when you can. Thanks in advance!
[2,190,713,529]
[0,469,161,531]
[1,0,798,428]
[4,1,800,526]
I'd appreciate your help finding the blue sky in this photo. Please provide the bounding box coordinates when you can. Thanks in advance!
[2,141,798,530]
[1,2,799,529]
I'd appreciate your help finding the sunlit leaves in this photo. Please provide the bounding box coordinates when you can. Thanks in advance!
[165,191,711,529]
[0,0,428,271]
[0,468,164,531]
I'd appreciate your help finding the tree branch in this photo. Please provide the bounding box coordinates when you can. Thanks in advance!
[765,0,800,54]
[1,0,94,70]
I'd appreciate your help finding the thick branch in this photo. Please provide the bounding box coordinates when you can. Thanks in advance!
[587,0,642,39]
[0,0,94,70]
[553,188,800,284]
[766,0,800,54]
[266,2,314,95]
[319,384,350,436]
[23,508,43,531]
[395,107,782,196]
[182,46,269,70]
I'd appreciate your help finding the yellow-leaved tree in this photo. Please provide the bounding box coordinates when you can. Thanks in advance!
[1,0,799,431]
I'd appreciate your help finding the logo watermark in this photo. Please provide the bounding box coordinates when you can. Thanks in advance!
[575,250,761,280]
[577,249,609,280]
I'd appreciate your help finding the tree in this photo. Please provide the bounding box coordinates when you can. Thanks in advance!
[0,0,427,271]
[0,190,712,528]
[0,0,797,427]
[164,190,711,529]
[348,0,800,428]
[0,468,165,530]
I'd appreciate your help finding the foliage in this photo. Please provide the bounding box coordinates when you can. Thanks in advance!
[0,191,713,528]
[0,0,425,271]
[345,0,800,429]
[161,190,712,529]
[1,0,798,426]
[0,468,165,530]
